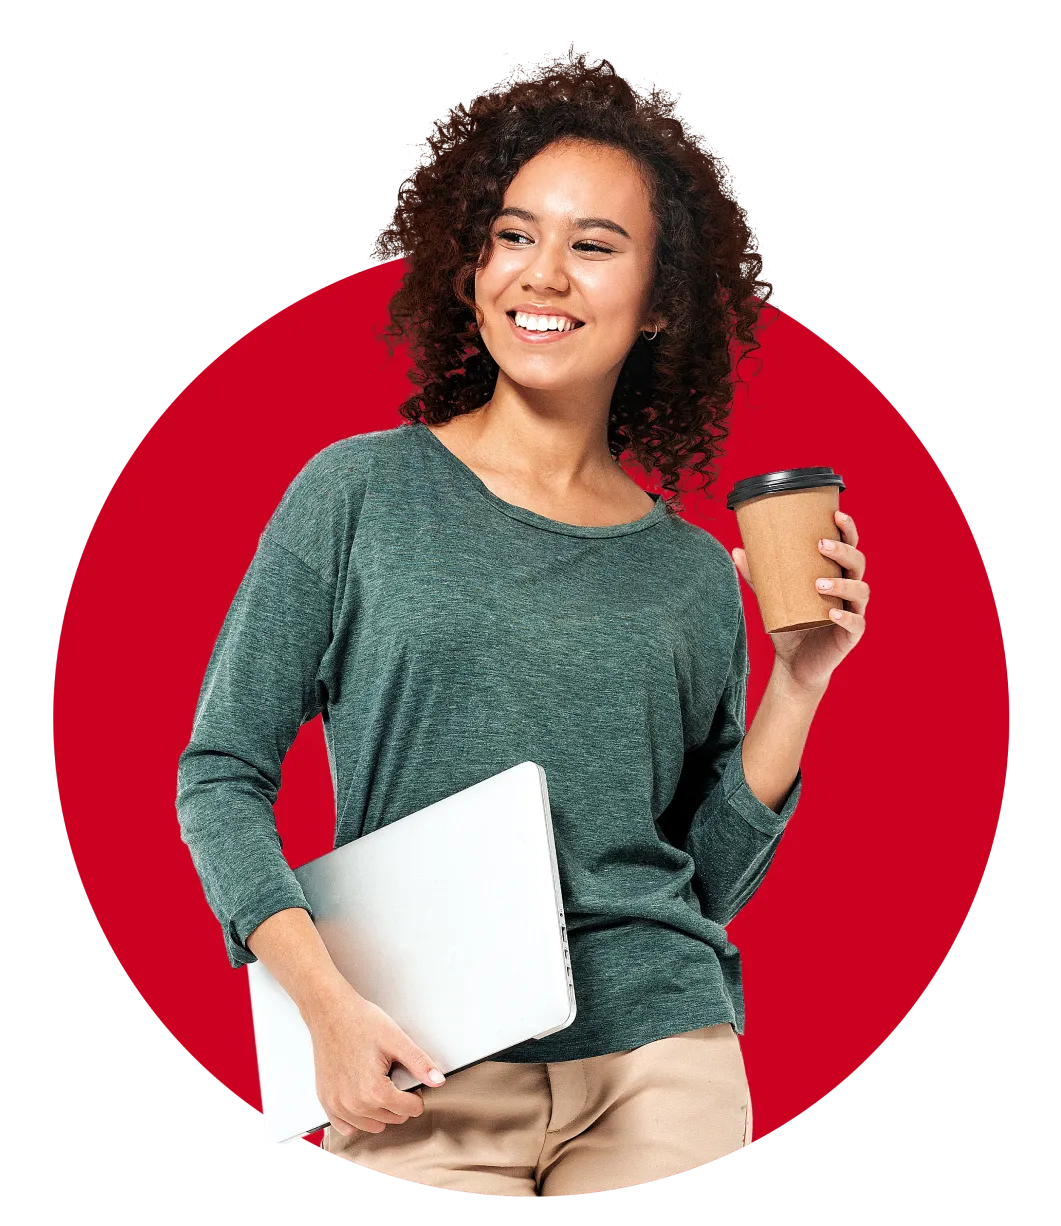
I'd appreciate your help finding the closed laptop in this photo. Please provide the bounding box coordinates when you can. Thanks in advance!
[247,760,577,1143]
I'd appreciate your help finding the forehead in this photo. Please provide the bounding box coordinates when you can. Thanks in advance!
[502,140,655,234]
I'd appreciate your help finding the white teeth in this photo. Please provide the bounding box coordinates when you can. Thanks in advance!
[513,311,579,333]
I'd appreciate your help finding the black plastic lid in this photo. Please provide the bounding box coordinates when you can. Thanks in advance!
[726,466,845,510]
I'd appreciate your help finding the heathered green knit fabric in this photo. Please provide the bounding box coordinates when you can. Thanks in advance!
[176,421,801,1062]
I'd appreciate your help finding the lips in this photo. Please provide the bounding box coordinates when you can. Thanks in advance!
[507,303,585,324]
[505,312,583,344]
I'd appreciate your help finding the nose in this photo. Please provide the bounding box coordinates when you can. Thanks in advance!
[521,235,570,294]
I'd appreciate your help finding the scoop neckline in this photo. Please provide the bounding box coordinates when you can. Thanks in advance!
[410,421,667,538]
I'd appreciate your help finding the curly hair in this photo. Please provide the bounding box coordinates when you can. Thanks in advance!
[373,47,773,511]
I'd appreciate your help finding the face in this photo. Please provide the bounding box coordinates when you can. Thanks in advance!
[473,139,662,395]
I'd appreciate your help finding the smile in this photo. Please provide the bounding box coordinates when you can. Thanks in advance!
[506,310,585,344]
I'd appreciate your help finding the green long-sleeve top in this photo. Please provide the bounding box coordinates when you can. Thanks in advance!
[175,421,802,1062]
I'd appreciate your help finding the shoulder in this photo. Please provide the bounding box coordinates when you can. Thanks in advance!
[272,424,414,514]
[285,423,411,490]
[662,511,741,602]
[262,424,412,585]
[663,512,748,671]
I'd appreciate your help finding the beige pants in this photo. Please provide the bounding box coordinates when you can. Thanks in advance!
[321,1022,752,1196]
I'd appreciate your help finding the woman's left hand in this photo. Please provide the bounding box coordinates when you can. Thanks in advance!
[732,509,870,695]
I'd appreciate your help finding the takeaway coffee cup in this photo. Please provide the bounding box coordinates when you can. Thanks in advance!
[726,467,847,633]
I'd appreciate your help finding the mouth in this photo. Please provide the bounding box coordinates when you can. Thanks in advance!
[505,309,586,344]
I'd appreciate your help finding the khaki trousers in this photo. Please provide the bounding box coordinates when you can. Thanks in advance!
[321,1022,752,1196]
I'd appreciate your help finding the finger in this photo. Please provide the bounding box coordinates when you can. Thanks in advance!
[827,606,866,639]
[375,1073,429,1123]
[327,1111,384,1138]
[815,576,870,615]
[834,509,858,548]
[387,1039,447,1102]
[329,1075,419,1126]
[381,1077,430,1118]
[818,537,866,580]
[731,547,755,591]
[336,1098,406,1127]
[345,1082,422,1124]
[373,1104,416,1123]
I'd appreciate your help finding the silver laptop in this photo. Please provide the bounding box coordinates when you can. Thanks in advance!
[246,760,577,1143]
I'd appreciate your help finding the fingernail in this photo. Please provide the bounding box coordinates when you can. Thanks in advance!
[821,538,835,551]
[427,1068,445,1085]
[816,579,833,590]
[830,608,843,619]
[837,511,848,521]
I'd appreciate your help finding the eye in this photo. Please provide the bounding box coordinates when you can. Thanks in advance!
[496,229,532,244]
[573,241,614,254]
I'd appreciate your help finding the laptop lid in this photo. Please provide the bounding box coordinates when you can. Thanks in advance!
[246,760,576,1143]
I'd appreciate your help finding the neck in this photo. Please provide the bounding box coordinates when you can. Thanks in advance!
[461,372,620,489]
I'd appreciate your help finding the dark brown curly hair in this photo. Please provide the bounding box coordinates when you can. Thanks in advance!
[373,48,773,511]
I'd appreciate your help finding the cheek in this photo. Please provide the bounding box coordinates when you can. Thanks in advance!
[476,253,523,302]
[578,274,652,369]
[588,262,645,312]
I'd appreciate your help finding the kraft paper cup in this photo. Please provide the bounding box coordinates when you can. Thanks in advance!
[726,467,847,633]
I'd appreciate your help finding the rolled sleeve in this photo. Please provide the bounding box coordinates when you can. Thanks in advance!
[228,879,317,967]
[717,737,803,836]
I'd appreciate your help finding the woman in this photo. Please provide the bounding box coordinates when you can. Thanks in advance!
[176,51,870,1196]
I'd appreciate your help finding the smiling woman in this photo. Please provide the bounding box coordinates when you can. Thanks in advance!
[175,46,871,1199]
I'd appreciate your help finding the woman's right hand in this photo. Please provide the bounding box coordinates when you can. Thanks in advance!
[302,980,447,1137]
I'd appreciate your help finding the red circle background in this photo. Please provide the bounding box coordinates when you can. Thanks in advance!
[54,260,1007,1146]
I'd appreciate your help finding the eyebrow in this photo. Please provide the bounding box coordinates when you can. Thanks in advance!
[495,206,632,240]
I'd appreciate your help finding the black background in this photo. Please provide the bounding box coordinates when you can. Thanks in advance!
[49,28,1010,1196]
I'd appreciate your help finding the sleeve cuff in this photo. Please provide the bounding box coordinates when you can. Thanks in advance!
[720,742,803,836]
[226,882,315,969]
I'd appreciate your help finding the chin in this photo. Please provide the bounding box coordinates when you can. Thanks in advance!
[480,342,599,396]
[495,362,591,394]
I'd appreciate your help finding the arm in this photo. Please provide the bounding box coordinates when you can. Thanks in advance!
[694,503,871,923]
[741,659,824,813]
[175,450,446,1135]
[175,530,334,968]
[684,606,821,927]
[184,648,448,1135]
